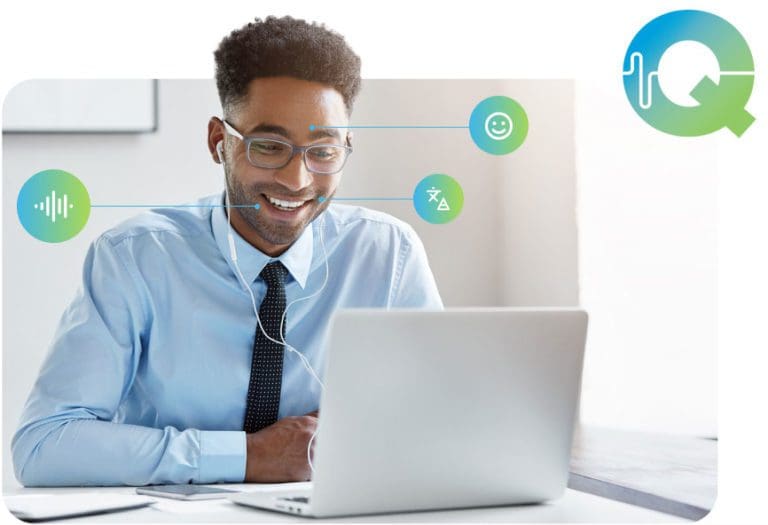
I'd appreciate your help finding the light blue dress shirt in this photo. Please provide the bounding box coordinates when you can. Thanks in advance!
[12,193,443,486]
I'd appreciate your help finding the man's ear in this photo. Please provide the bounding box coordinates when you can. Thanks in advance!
[346,131,354,148]
[208,117,226,164]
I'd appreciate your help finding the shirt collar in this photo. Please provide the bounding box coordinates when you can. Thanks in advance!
[211,193,314,289]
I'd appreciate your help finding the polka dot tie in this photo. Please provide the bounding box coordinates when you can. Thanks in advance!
[243,261,288,433]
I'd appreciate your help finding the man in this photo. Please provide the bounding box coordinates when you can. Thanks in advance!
[12,16,442,487]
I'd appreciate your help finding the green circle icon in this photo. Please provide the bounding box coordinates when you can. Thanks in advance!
[413,174,464,224]
[17,169,91,242]
[469,96,529,155]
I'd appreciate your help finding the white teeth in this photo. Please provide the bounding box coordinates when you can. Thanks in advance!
[266,196,306,209]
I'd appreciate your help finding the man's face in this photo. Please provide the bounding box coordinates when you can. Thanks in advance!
[218,77,349,254]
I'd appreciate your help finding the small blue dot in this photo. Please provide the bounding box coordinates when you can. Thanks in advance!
[254,204,261,210]
[309,124,316,131]
[318,196,326,203]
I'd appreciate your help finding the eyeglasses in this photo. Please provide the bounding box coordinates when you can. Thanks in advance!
[222,119,352,175]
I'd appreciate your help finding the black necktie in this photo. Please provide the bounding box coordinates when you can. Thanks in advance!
[243,261,288,433]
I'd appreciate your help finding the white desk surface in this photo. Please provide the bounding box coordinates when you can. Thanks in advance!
[569,426,716,520]
[3,483,687,523]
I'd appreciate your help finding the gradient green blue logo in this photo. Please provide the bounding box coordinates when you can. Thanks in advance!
[17,169,91,242]
[623,10,755,137]
[469,96,529,154]
[413,174,464,224]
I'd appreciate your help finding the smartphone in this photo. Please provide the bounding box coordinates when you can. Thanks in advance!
[135,485,239,501]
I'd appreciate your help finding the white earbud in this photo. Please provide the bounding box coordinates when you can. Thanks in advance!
[216,141,224,164]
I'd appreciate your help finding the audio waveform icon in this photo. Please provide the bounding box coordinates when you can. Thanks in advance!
[623,51,755,110]
[623,52,659,109]
[32,190,75,223]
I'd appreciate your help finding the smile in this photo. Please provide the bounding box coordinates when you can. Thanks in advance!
[263,194,311,212]
[484,111,513,141]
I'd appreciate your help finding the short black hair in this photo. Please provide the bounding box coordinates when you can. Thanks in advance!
[214,16,362,115]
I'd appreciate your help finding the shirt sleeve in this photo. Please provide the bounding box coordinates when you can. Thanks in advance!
[389,226,444,309]
[11,236,246,486]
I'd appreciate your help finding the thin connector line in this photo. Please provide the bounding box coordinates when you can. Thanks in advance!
[331,197,412,201]
[310,124,468,130]
[91,204,260,208]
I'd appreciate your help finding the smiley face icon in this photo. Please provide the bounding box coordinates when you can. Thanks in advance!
[469,96,528,155]
[484,112,513,141]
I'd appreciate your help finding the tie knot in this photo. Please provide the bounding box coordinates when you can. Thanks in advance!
[260,261,288,288]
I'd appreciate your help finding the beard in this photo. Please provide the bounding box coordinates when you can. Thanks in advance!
[225,167,334,247]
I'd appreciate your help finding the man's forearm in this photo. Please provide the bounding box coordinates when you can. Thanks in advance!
[12,417,245,486]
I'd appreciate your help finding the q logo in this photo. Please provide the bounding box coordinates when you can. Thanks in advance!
[623,10,755,137]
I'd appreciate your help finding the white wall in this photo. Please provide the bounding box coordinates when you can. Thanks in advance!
[346,80,579,307]
[576,80,717,437]
[2,79,578,488]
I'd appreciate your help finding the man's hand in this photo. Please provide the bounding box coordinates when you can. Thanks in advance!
[245,411,319,482]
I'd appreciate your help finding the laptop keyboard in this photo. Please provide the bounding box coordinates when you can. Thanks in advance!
[280,496,310,504]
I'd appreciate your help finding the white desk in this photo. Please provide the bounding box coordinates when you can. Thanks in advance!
[3,484,686,523]
[569,426,716,520]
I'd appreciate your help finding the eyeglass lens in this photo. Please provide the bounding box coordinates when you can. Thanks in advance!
[247,139,348,174]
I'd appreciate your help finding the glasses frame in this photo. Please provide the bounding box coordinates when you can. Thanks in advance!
[221,119,352,175]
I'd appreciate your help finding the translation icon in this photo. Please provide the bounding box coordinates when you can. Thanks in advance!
[17,169,91,242]
[413,174,464,224]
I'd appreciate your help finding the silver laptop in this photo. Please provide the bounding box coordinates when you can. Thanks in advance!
[230,307,588,518]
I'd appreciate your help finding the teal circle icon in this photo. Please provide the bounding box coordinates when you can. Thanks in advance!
[17,169,91,242]
[413,174,464,224]
[469,96,529,155]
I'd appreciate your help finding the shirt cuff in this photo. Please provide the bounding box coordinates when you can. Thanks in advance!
[197,430,247,483]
